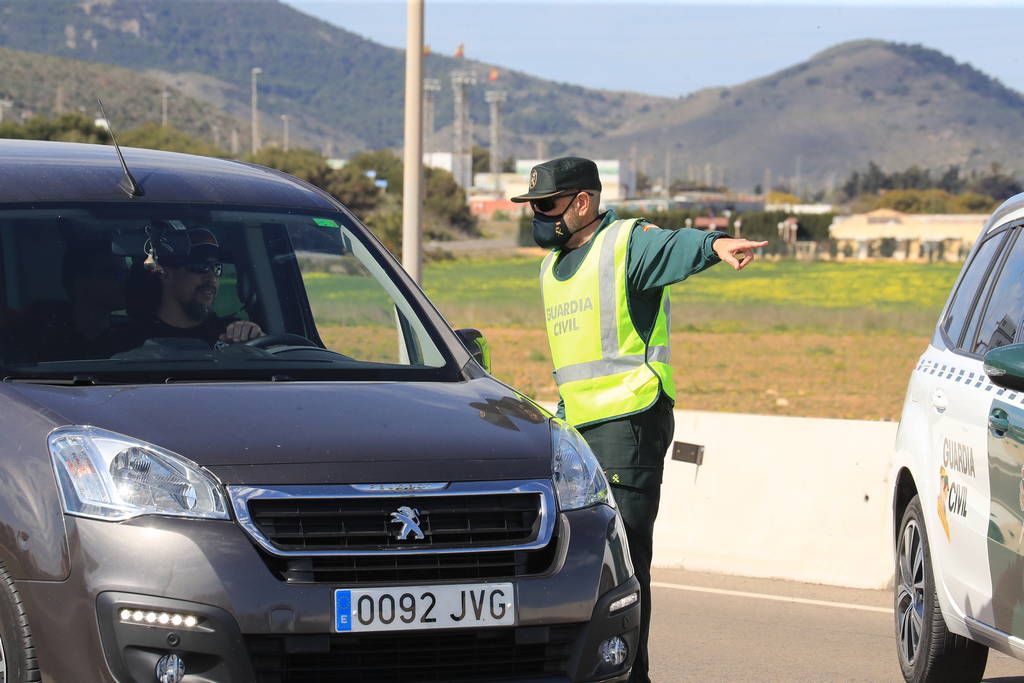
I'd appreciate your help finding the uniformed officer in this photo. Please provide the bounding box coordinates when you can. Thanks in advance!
[512,157,766,683]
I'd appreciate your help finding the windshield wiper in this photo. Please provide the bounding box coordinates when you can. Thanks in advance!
[4,374,101,386]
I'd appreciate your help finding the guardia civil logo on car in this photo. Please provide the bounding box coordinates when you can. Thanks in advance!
[893,191,1024,682]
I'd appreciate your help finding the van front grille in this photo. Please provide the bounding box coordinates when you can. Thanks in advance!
[247,493,542,552]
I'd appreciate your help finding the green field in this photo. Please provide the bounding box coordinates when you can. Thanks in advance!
[421,258,961,336]
[306,258,963,420]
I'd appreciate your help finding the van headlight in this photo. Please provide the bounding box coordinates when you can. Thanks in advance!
[48,426,229,521]
[550,419,612,511]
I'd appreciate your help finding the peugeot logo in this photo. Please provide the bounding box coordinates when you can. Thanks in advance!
[390,505,425,541]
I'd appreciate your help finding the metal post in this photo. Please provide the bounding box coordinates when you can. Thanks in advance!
[423,78,440,154]
[161,89,169,128]
[451,70,475,190]
[663,151,670,197]
[402,0,424,283]
[485,90,506,193]
[251,67,262,155]
[281,114,290,152]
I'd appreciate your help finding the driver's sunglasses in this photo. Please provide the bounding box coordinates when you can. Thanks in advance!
[530,191,591,213]
[184,261,224,276]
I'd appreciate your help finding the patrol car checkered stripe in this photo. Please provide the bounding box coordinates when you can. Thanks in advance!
[916,355,1020,402]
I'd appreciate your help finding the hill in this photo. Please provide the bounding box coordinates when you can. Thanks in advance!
[2,1,1024,191]
[0,0,659,154]
[0,45,240,146]
[602,40,1024,190]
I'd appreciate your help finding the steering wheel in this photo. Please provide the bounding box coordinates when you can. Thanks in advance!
[244,333,320,349]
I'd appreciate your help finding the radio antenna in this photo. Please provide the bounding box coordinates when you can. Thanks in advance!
[96,97,143,197]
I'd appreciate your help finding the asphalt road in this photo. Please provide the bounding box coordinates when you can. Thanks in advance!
[649,568,1024,682]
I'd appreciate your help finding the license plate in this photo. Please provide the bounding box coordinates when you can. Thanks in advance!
[334,582,515,633]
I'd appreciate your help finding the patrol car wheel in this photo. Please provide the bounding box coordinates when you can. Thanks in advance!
[0,563,40,682]
[896,496,987,683]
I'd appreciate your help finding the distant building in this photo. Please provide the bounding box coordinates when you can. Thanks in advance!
[765,202,834,215]
[610,192,765,215]
[830,209,987,261]
[467,196,526,219]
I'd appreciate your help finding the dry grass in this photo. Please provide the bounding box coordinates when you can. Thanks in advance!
[483,328,925,421]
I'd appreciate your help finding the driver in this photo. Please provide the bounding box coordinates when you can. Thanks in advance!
[120,226,264,348]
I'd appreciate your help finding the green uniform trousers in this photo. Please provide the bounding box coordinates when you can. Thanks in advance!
[578,393,674,683]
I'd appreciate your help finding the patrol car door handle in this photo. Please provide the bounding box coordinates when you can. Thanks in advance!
[989,408,1010,437]
[930,389,948,413]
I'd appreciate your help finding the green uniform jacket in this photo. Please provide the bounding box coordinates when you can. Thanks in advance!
[552,209,726,423]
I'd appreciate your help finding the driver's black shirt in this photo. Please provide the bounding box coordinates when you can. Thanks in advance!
[115,315,233,351]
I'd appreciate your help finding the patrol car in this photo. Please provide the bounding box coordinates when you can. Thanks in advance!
[893,192,1024,681]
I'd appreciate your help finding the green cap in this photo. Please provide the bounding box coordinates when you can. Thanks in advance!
[510,156,602,203]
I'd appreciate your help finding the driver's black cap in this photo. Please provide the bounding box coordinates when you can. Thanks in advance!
[510,156,602,203]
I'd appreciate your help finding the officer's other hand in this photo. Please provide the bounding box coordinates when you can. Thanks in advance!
[220,320,265,343]
[713,238,769,271]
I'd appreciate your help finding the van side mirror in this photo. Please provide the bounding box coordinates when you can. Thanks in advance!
[455,328,491,374]
[984,343,1024,392]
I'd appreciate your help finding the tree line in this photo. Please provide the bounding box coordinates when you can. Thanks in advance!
[0,114,478,256]
[839,161,1021,213]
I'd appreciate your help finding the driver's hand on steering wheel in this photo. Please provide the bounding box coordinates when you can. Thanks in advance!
[220,320,265,343]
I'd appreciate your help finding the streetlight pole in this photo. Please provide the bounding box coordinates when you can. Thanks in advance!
[401,0,424,283]
[251,67,262,155]
[281,114,290,152]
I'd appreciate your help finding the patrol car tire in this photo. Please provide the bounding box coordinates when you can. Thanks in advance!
[896,496,988,683]
[0,563,40,682]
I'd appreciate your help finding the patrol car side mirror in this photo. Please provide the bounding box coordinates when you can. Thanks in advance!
[983,343,1024,392]
[455,328,491,374]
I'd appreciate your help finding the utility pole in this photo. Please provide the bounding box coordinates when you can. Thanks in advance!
[251,67,262,155]
[402,0,425,283]
[161,89,169,128]
[630,145,638,197]
[664,150,671,197]
[231,128,240,156]
[795,155,802,198]
[423,78,440,153]
[281,114,290,152]
[450,70,475,190]
[212,124,221,150]
[485,90,506,193]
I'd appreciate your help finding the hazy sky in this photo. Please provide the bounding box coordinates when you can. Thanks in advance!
[284,1,1024,97]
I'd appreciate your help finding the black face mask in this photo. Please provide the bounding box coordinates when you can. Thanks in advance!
[532,193,584,249]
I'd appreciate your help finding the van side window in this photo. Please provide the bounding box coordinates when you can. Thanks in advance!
[970,230,1024,355]
[942,232,1004,349]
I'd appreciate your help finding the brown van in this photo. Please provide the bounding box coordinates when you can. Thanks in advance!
[0,139,638,682]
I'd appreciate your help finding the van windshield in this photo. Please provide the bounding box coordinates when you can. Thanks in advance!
[0,204,455,383]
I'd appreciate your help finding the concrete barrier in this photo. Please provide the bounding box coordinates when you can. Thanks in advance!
[650,410,898,590]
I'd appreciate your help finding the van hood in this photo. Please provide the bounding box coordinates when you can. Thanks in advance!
[0,378,554,485]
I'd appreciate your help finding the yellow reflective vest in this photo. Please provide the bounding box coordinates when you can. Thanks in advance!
[540,218,675,427]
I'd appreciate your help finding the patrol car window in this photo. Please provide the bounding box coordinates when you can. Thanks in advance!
[970,230,1024,355]
[942,232,1004,350]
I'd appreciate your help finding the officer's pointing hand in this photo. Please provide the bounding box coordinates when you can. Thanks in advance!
[712,238,769,271]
